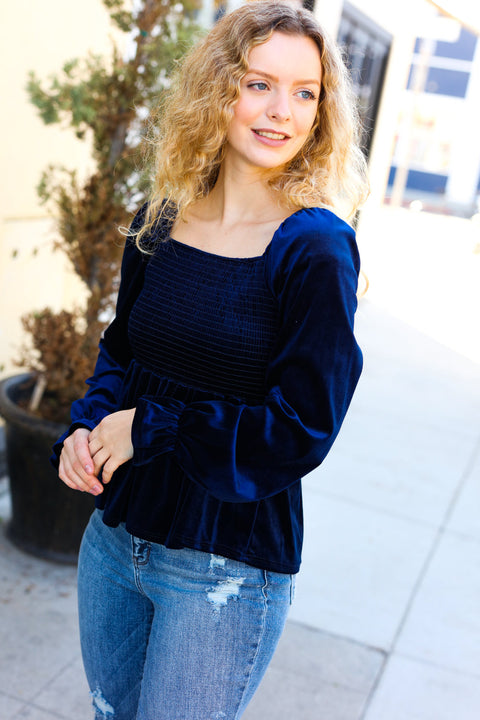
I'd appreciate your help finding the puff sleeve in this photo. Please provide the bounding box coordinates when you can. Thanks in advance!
[131,209,363,502]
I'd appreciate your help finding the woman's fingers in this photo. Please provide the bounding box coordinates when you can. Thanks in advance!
[90,446,110,481]
[59,428,103,495]
[100,456,122,485]
[58,454,84,491]
[87,435,102,458]
[59,453,102,494]
[90,446,121,485]
[72,429,99,476]
[60,410,136,491]
[88,409,136,484]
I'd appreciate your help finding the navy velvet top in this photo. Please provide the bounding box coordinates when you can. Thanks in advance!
[52,206,363,574]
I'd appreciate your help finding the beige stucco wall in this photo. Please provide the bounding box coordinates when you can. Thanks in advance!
[0,0,114,376]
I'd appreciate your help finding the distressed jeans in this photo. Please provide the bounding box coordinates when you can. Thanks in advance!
[77,510,295,720]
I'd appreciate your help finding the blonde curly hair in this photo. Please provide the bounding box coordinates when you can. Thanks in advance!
[137,0,369,246]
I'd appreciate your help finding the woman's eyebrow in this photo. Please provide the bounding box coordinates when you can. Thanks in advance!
[246,68,320,86]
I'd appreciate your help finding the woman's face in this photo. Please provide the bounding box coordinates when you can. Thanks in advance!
[225,31,322,174]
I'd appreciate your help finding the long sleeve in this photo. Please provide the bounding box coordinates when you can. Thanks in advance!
[51,209,149,465]
[131,209,363,503]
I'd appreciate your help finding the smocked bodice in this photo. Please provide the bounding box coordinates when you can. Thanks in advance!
[128,238,279,404]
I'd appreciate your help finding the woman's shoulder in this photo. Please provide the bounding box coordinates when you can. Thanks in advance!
[275,207,355,251]
[266,207,359,285]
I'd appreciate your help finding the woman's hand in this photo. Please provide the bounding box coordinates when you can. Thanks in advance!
[59,427,104,495]
[88,408,136,485]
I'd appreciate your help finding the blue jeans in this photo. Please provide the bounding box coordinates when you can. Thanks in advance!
[78,510,295,719]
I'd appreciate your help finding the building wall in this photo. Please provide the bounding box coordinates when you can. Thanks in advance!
[0,1,114,376]
[387,20,480,214]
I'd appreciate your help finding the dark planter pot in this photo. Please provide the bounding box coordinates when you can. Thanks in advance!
[0,373,94,564]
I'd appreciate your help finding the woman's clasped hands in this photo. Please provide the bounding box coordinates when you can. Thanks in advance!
[58,408,135,495]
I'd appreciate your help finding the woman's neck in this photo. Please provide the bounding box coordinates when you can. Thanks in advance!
[171,161,293,258]
[192,162,288,229]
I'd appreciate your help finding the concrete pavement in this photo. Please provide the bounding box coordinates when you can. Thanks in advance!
[0,205,479,719]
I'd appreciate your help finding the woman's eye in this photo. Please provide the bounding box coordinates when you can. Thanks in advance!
[297,89,315,100]
[248,82,269,91]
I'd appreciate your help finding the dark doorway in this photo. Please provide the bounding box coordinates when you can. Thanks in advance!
[337,3,392,157]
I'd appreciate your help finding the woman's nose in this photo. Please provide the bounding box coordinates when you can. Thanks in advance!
[266,91,291,122]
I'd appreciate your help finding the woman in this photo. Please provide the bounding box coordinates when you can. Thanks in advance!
[54,2,369,718]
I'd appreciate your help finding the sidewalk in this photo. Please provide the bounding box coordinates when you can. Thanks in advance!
[1,206,479,719]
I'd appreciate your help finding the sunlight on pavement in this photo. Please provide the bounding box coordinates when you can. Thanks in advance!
[357,205,480,365]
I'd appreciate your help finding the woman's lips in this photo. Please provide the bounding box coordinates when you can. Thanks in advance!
[252,128,291,146]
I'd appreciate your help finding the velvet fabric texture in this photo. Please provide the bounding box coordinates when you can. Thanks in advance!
[52,206,363,574]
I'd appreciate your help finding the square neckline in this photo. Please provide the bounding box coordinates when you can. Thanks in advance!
[167,207,309,262]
